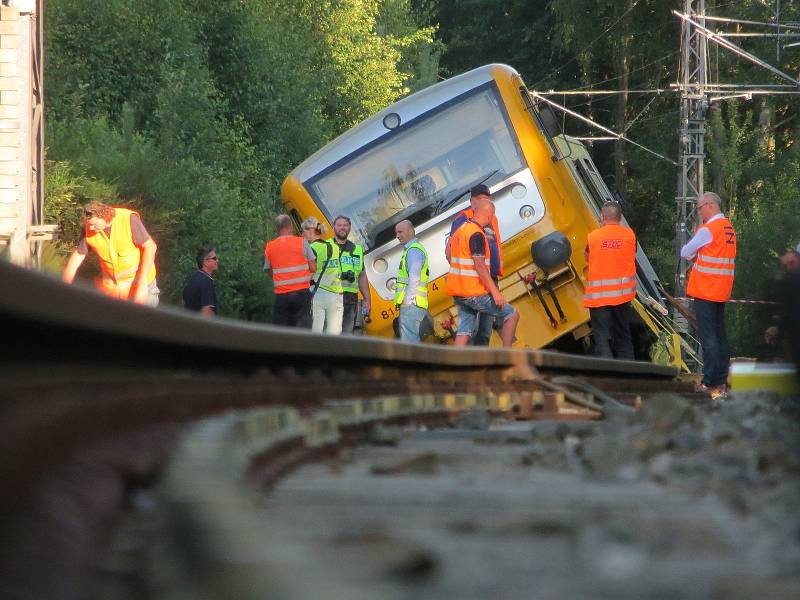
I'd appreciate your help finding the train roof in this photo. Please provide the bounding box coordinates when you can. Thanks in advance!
[288,64,520,184]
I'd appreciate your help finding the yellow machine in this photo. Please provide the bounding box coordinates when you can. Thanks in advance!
[282,64,689,366]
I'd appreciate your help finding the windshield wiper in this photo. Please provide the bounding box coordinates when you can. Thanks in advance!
[366,170,501,249]
[433,169,499,215]
[366,196,440,249]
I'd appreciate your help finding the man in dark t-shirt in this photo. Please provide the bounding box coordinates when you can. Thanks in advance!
[183,247,219,316]
[765,245,800,379]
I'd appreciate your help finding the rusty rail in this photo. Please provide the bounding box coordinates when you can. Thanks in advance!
[0,260,684,599]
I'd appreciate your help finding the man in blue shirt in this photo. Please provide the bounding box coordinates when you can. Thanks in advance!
[394,220,429,342]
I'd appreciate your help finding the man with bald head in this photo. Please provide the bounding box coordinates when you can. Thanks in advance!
[446,200,519,347]
[264,214,317,328]
[681,192,737,397]
[394,219,430,342]
[584,201,637,359]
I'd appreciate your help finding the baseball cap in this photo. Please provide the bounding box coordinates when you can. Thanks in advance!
[470,184,491,197]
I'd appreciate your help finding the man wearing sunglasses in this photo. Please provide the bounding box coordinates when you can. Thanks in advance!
[681,192,737,398]
[183,247,219,317]
[62,201,159,305]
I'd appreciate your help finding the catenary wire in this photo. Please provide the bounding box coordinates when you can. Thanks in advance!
[532,0,642,87]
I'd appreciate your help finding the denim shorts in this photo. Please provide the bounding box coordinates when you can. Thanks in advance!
[454,294,516,337]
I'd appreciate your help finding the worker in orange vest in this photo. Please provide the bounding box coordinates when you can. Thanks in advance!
[446,199,519,347]
[447,184,503,345]
[62,201,159,305]
[264,214,317,328]
[583,201,637,359]
[681,192,737,396]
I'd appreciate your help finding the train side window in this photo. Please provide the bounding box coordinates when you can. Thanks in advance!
[582,158,600,176]
[520,86,562,160]
[290,209,303,232]
[574,160,605,207]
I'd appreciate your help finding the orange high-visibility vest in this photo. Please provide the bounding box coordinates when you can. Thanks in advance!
[446,220,491,297]
[687,217,736,302]
[265,235,312,294]
[461,207,503,276]
[583,222,637,308]
[84,208,157,300]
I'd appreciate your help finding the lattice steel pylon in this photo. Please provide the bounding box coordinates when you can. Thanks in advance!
[675,0,708,317]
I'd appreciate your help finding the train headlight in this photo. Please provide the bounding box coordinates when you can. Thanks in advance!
[386,277,397,292]
[519,205,535,220]
[383,112,401,130]
[373,258,388,273]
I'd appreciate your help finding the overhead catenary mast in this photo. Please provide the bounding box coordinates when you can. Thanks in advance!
[673,0,800,306]
[674,0,708,306]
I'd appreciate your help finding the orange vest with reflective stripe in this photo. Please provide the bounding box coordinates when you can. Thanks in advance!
[583,223,637,308]
[265,235,312,294]
[462,207,503,276]
[84,208,157,300]
[446,220,491,297]
[687,217,736,302]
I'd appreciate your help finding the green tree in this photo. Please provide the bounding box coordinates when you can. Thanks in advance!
[44,0,439,321]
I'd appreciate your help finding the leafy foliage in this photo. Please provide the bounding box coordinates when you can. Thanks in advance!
[45,0,435,321]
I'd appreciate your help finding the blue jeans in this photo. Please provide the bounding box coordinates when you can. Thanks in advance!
[693,298,730,387]
[454,295,516,338]
[399,304,427,342]
[470,276,499,346]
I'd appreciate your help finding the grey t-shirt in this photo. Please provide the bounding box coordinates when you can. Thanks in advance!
[264,238,315,270]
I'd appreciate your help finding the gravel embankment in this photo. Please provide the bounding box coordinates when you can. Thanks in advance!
[263,392,800,599]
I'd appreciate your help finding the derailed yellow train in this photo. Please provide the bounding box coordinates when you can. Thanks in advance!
[281,64,688,365]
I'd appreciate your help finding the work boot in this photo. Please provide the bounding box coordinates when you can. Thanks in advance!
[710,385,728,402]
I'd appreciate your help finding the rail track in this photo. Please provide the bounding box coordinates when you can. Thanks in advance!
[0,260,693,599]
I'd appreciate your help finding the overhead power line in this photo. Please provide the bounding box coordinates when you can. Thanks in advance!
[539,89,674,95]
[529,92,678,166]
[532,0,642,87]
[569,50,680,92]
[673,11,800,87]
[700,14,800,29]
[540,87,800,96]
[717,32,800,38]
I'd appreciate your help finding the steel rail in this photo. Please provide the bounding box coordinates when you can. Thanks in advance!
[0,258,679,498]
[0,259,684,599]
[0,259,677,378]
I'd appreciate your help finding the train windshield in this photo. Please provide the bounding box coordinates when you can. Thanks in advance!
[307,86,525,250]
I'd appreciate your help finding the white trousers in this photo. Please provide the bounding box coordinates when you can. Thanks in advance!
[312,287,344,335]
